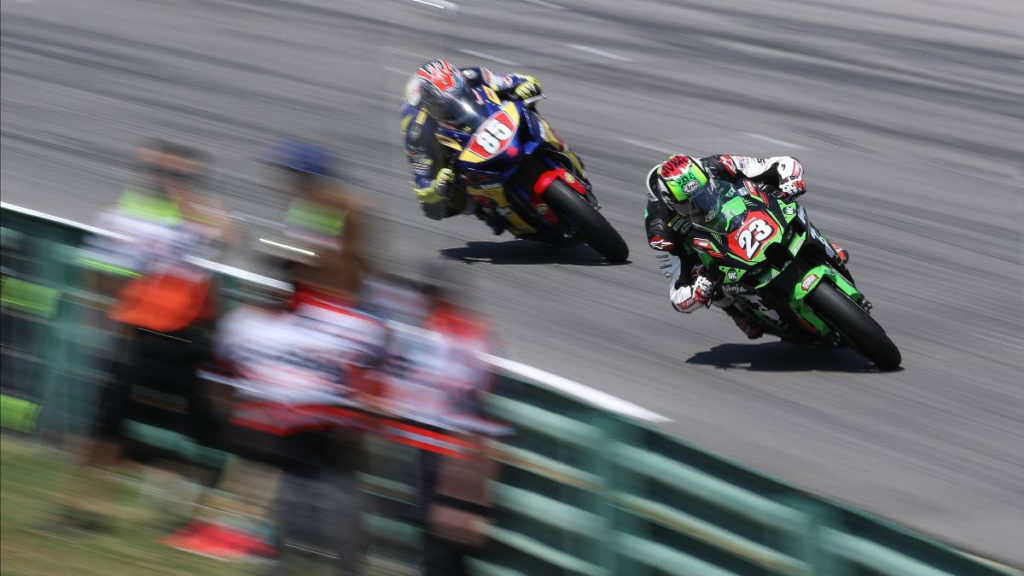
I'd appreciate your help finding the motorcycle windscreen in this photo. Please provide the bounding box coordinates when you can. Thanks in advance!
[687,182,746,235]
[435,85,490,130]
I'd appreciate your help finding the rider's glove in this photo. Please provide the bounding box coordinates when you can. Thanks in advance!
[670,274,714,313]
[777,176,806,200]
[693,275,715,303]
[512,78,542,101]
[435,167,456,196]
[416,168,455,205]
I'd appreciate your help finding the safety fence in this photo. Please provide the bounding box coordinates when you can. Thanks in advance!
[1,202,1016,576]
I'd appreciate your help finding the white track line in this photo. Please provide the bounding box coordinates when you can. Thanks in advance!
[566,44,632,63]
[971,333,1024,351]
[256,238,317,258]
[744,132,804,149]
[623,138,676,155]
[483,354,671,423]
[521,0,566,9]
[406,0,458,10]
[457,49,519,67]
[390,49,433,60]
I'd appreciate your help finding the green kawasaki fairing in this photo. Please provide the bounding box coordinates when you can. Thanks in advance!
[689,180,900,370]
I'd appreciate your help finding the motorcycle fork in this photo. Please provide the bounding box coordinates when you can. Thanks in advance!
[805,220,852,281]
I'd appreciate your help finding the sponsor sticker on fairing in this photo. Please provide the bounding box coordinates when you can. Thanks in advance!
[473,182,503,190]
[801,274,819,291]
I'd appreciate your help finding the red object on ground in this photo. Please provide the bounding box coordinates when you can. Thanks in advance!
[161,520,276,561]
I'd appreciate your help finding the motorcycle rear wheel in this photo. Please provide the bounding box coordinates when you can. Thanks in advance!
[806,282,901,370]
[542,180,628,263]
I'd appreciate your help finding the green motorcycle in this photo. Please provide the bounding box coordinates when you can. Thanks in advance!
[687,180,901,370]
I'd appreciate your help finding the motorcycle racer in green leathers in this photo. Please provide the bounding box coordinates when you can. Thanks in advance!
[644,154,848,339]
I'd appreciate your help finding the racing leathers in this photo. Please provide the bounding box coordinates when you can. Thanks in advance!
[400,65,583,232]
[646,154,828,338]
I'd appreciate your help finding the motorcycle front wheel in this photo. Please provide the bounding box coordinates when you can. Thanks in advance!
[806,281,901,370]
[541,180,628,263]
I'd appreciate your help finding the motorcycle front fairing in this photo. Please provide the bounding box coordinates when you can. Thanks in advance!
[687,182,854,338]
[443,90,588,238]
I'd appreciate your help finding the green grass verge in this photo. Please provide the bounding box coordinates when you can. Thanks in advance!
[0,436,243,576]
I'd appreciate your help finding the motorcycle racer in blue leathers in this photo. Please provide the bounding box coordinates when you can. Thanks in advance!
[399,58,584,233]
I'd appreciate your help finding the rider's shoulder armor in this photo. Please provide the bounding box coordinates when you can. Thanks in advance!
[405,108,432,147]
[701,155,741,182]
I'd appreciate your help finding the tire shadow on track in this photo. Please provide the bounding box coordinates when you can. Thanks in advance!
[686,341,878,373]
[440,241,630,266]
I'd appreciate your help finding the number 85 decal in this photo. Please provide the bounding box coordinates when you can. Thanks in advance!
[736,218,774,259]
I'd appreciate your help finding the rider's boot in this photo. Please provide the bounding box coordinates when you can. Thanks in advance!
[484,212,506,235]
[471,205,506,235]
[723,304,764,339]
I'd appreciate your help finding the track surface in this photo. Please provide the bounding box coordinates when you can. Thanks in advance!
[2,0,1022,564]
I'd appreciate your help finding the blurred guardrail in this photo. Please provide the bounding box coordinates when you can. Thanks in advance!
[1,202,1017,576]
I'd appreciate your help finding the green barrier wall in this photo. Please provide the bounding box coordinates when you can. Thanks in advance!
[1,204,1016,576]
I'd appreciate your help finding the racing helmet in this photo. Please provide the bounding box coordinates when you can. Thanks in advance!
[655,154,710,216]
[407,59,470,122]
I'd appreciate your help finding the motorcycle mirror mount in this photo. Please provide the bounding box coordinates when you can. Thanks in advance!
[522,94,546,108]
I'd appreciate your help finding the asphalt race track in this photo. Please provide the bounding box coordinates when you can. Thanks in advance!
[2,0,1022,564]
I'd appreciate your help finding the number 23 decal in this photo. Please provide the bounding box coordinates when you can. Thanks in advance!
[736,218,774,259]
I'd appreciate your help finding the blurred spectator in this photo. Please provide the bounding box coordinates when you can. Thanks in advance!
[163,142,388,573]
[360,273,429,326]
[60,140,232,529]
[158,257,292,562]
[261,139,373,297]
[418,261,500,576]
[419,261,497,418]
[379,260,502,576]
